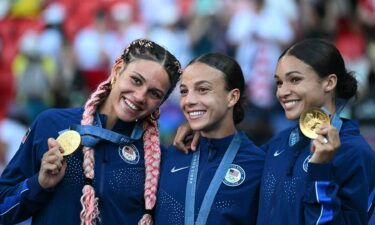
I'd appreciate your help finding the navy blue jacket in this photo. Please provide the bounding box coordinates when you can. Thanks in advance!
[155,132,265,225]
[257,119,375,225]
[0,108,147,225]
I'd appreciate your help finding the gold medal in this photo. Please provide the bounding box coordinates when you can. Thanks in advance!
[299,108,330,139]
[56,130,81,156]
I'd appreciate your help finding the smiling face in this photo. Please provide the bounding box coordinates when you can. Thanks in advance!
[179,62,238,138]
[275,55,335,120]
[102,59,170,124]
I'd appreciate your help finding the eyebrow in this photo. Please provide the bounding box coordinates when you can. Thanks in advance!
[180,80,212,88]
[274,70,302,79]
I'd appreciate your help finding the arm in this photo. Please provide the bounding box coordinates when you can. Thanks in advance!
[0,121,66,224]
[304,156,368,225]
[303,130,369,225]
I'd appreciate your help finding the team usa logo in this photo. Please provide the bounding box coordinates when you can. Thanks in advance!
[223,164,245,187]
[119,144,140,164]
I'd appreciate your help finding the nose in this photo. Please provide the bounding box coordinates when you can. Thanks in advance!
[133,88,147,104]
[277,83,291,99]
[180,91,198,107]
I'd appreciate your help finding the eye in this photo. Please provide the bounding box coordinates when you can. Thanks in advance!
[275,80,282,88]
[150,90,163,100]
[198,87,209,93]
[131,76,142,86]
[290,77,301,84]
[180,88,187,96]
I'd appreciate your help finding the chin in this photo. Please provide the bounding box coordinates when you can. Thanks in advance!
[285,112,299,121]
[189,122,206,131]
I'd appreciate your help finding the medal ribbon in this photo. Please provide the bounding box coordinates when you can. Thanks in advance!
[69,112,143,147]
[185,132,242,225]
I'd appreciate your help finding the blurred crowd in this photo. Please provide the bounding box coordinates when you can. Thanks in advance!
[0,0,375,172]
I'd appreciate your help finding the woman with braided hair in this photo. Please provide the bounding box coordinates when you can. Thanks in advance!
[0,39,182,225]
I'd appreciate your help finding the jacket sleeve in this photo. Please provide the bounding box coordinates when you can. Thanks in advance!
[0,119,53,224]
[303,146,368,225]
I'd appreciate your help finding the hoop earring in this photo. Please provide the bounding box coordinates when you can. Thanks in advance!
[150,109,160,120]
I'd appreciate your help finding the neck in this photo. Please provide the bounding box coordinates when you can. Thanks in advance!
[323,99,337,117]
[99,102,117,130]
[200,124,237,139]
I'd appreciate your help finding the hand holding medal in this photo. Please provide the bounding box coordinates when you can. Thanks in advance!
[299,108,340,163]
[38,131,81,189]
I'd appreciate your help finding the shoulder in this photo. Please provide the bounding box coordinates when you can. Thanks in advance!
[261,126,295,151]
[333,119,375,167]
[36,107,83,122]
[338,119,373,156]
[236,131,266,163]
[31,107,83,136]
[239,132,265,154]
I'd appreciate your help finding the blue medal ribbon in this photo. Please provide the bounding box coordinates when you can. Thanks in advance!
[69,112,143,147]
[185,132,242,225]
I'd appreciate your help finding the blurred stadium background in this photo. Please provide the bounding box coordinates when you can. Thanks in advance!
[0,0,374,172]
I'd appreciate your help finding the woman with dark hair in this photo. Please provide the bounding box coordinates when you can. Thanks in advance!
[174,39,375,225]
[0,39,182,225]
[256,38,375,225]
[154,53,265,225]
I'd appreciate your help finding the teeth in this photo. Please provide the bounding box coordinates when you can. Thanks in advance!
[285,101,297,107]
[125,99,138,110]
[189,111,205,116]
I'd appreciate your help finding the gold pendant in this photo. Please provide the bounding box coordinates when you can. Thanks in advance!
[299,108,330,139]
[56,130,81,156]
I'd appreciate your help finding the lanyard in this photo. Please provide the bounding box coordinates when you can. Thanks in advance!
[69,112,143,147]
[322,107,343,133]
[184,132,242,225]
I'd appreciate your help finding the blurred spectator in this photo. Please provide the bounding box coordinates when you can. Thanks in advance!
[226,0,295,145]
[335,17,370,101]
[187,0,229,57]
[0,0,11,20]
[0,0,374,151]
[108,2,146,66]
[9,0,45,19]
[147,2,192,67]
[73,9,115,92]
[299,0,338,39]
[39,3,66,63]
[12,29,57,122]
[39,2,74,108]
